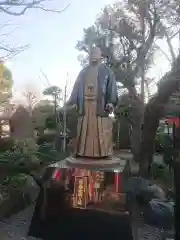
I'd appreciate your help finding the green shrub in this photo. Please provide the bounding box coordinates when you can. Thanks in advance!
[45,115,57,129]
[0,138,14,152]
[3,174,27,190]
[37,143,67,163]
[151,163,173,186]
[36,133,56,145]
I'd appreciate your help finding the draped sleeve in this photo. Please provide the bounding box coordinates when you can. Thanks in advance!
[106,67,118,106]
[68,72,81,105]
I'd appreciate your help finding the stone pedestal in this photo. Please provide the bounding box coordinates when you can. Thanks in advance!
[65,155,127,170]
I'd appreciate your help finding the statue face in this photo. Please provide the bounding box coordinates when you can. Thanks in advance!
[89,47,101,63]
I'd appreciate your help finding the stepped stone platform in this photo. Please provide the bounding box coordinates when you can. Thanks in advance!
[65,155,128,172]
[51,150,140,173]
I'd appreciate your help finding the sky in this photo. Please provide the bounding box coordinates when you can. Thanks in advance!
[1,0,115,101]
[1,0,178,103]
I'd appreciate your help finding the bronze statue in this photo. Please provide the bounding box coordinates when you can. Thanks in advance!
[69,47,118,158]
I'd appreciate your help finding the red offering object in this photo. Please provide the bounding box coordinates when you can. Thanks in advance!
[55,170,61,181]
[114,172,123,193]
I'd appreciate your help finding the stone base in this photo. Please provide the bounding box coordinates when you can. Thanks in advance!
[65,155,127,170]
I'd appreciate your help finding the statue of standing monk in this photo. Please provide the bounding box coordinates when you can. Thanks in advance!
[68,47,118,158]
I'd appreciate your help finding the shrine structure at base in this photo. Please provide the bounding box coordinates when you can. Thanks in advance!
[50,155,130,212]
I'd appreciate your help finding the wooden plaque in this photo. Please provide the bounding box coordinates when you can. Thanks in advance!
[73,176,89,208]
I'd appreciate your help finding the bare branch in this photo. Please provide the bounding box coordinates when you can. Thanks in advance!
[157,18,178,64]
[163,25,176,63]
[0,2,69,59]
[0,21,30,59]
[0,25,26,60]
[170,29,180,40]
[0,44,30,60]
[0,1,70,16]
[133,7,158,77]
[23,84,41,112]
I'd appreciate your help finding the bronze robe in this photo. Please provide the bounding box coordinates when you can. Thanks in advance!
[75,65,113,158]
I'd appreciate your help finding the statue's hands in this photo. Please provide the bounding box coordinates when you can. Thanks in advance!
[105,103,114,113]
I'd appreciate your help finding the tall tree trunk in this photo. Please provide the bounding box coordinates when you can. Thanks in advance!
[137,55,180,176]
[140,5,145,103]
[130,103,144,157]
[127,86,144,157]
[136,99,161,177]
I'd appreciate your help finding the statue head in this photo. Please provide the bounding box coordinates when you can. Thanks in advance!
[89,47,102,64]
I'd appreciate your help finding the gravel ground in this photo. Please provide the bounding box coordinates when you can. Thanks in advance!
[0,204,37,240]
[134,224,163,240]
[131,211,163,240]
[0,182,40,240]
[0,202,166,240]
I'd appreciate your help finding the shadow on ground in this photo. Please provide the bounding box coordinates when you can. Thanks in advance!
[28,189,133,240]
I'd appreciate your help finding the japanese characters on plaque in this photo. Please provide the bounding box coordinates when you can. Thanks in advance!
[73,176,89,208]
[72,170,105,208]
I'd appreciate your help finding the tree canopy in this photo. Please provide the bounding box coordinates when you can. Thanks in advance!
[43,86,62,98]
[76,0,180,175]
[0,64,13,109]
[76,0,180,95]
